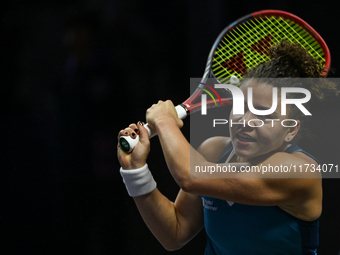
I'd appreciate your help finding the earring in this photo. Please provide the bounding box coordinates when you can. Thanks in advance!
[287,137,290,141]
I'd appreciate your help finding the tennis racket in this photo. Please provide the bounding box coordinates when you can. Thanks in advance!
[119,9,331,153]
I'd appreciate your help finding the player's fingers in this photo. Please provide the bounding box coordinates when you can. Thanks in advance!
[118,129,129,138]
[137,121,150,145]
[128,123,140,136]
[165,99,174,105]
[128,123,138,130]
[118,126,138,139]
[177,119,184,129]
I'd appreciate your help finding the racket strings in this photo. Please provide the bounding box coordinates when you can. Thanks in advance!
[212,16,326,83]
[213,21,270,83]
[213,19,273,82]
[265,17,324,59]
[238,20,272,70]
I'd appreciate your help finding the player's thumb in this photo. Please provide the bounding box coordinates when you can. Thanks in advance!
[137,121,150,145]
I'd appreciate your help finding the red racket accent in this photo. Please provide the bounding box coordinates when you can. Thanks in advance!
[200,83,224,106]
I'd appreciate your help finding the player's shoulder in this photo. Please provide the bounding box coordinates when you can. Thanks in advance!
[197,136,231,163]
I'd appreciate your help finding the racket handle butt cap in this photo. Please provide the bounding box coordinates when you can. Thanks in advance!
[119,135,139,153]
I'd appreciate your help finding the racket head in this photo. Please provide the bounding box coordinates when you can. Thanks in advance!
[184,10,331,113]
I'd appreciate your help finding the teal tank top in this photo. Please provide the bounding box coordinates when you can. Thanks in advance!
[202,143,319,255]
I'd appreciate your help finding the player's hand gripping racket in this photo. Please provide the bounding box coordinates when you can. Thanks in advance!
[119,9,331,153]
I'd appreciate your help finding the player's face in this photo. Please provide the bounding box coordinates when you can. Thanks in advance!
[229,81,291,160]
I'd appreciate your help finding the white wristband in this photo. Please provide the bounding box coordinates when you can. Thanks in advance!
[120,164,157,197]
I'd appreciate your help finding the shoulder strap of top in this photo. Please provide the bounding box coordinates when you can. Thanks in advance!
[217,141,233,163]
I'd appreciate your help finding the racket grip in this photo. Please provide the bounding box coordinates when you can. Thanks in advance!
[119,105,188,153]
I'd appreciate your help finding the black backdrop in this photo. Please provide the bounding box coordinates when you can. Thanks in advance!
[1,1,339,254]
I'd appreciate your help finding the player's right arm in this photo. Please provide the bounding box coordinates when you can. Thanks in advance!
[117,122,204,251]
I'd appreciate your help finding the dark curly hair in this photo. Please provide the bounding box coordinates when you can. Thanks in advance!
[247,39,326,78]
[244,40,339,143]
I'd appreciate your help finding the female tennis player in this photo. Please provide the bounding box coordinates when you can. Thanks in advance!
[117,40,337,254]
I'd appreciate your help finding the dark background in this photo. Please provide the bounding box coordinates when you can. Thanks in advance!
[1,0,339,254]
